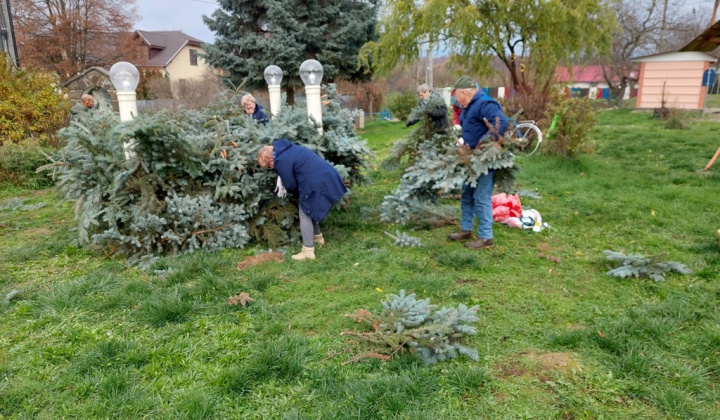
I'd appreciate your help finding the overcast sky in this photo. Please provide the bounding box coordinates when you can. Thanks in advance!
[135,0,219,43]
[133,0,718,46]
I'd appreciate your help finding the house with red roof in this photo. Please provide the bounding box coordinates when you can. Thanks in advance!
[555,66,610,88]
[555,65,638,100]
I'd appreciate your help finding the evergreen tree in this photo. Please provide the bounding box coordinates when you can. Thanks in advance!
[202,0,379,103]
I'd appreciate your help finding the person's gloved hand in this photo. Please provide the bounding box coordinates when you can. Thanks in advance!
[456,137,465,147]
[453,124,462,133]
[275,176,287,198]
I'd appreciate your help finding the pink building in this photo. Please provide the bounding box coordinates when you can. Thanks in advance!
[632,51,717,110]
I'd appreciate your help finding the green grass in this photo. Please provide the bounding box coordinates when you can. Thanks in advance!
[705,93,720,108]
[1,109,720,418]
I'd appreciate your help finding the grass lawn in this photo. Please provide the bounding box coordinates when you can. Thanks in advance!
[706,93,720,108]
[1,109,720,419]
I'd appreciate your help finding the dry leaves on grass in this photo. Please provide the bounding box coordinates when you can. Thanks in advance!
[236,251,284,269]
[538,242,562,264]
[228,292,254,307]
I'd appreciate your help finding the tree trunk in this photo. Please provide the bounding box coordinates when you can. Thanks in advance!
[613,80,627,108]
[287,86,295,106]
[368,93,374,120]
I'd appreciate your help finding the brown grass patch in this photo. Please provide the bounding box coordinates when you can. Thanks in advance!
[25,228,52,237]
[537,242,562,264]
[495,351,579,381]
[456,278,479,285]
[236,251,284,269]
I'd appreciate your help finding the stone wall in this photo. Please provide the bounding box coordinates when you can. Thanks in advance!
[63,68,119,111]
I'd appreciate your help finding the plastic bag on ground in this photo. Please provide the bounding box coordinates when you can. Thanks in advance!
[492,193,522,222]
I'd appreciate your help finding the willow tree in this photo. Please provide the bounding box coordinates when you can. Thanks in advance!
[362,0,614,102]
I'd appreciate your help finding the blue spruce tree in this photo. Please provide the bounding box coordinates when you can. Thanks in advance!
[202,0,379,103]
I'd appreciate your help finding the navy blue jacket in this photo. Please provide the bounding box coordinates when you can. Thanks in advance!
[460,92,509,149]
[252,104,269,125]
[273,139,347,222]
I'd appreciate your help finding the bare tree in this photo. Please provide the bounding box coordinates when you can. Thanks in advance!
[336,79,387,118]
[11,0,140,77]
[601,0,706,106]
[171,71,226,110]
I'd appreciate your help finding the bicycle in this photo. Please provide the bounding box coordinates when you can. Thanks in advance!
[504,109,543,156]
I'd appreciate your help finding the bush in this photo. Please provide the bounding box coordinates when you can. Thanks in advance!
[664,108,689,130]
[386,92,417,121]
[0,55,70,147]
[0,145,55,189]
[336,80,386,115]
[543,96,596,158]
[137,70,228,112]
[500,90,548,123]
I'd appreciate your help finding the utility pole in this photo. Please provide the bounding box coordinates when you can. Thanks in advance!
[0,0,19,67]
[662,0,668,30]
[711,0,720,27]
[426,38,434,90]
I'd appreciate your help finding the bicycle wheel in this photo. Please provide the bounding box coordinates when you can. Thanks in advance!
[507,122,542,156]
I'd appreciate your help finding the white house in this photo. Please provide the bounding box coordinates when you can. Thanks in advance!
[134,30,215,82]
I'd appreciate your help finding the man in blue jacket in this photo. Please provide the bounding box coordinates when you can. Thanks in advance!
[448,76,509,249]
[257,140,347,260]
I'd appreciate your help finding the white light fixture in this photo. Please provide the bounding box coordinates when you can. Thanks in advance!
[109,61,140,160]
[109,61,140,92]
[263,65,283,87]
[264,65,283,117]
[299,59,323,87]
[299,59,323,133]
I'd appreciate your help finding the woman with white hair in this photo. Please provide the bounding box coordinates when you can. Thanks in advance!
[241,93,269,125]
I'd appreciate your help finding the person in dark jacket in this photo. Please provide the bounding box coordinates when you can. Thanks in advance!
[241,94,269,125]
[405,84,450,133]
[70,94,97,122]
[257,139,347,260]
[447,76,509,250]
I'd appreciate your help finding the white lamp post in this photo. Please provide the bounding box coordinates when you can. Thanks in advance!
[263,65,283,117]
[109,61,140,159]
[299,59,323,133]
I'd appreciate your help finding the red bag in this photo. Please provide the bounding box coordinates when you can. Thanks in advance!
[491,193,522,222]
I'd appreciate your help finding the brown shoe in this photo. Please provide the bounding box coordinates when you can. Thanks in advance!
[447,230,473,241]
[465,238,494,249]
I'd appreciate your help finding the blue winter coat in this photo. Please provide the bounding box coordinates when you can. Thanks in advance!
[252,104,269,125]
[272,139,348,223]
[460,92,509,149]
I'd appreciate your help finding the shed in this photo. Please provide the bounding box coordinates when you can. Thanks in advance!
[62,67,118,111]
[632,51,717,110]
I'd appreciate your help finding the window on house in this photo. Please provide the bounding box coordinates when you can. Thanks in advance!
[189,49,198,66]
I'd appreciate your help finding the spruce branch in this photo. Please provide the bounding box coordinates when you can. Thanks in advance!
[343,290,480,364]
[383,230,423,247]
[603,250,692,282]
